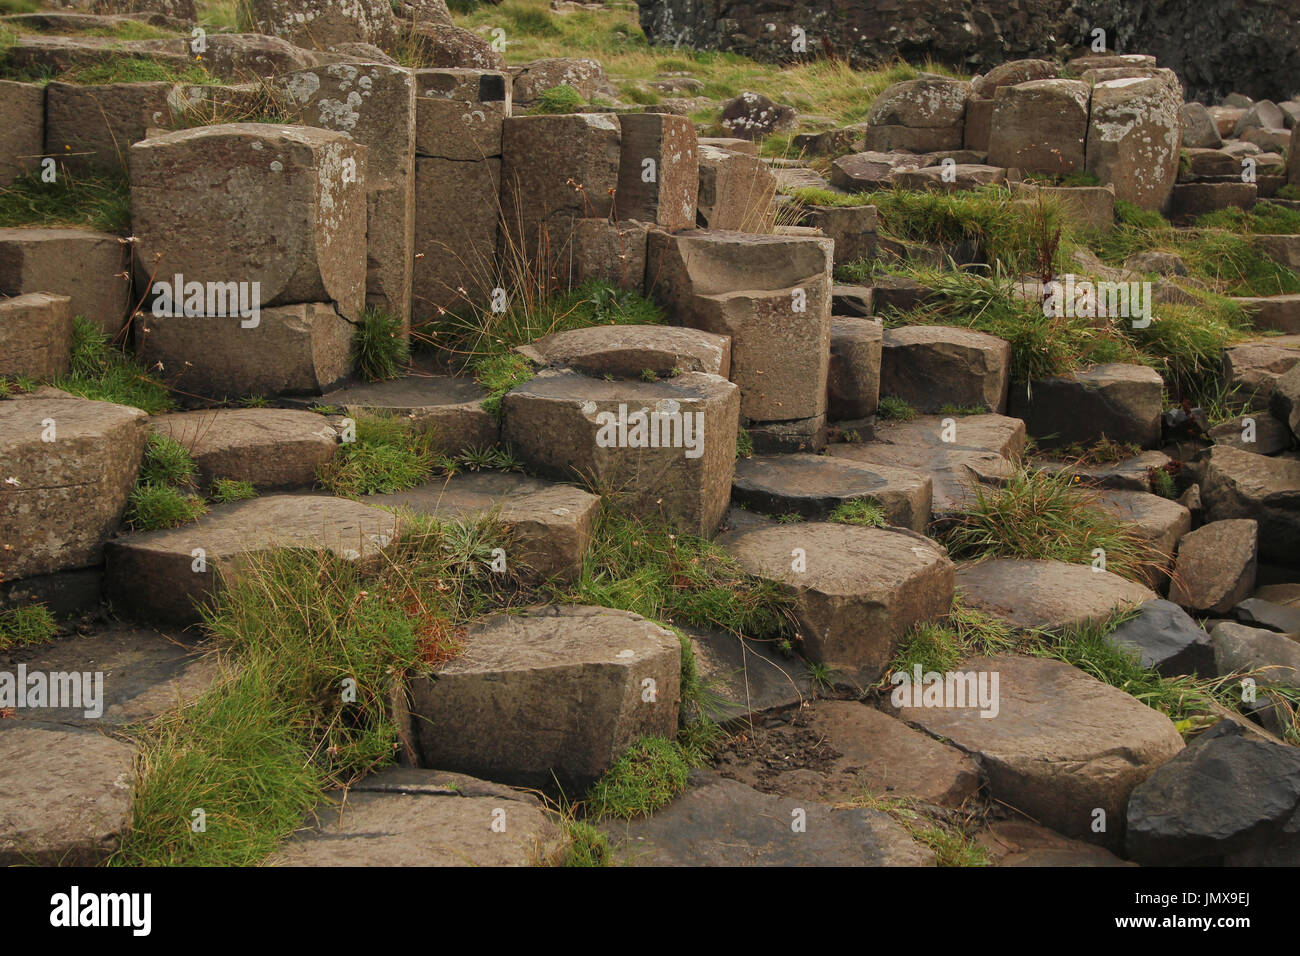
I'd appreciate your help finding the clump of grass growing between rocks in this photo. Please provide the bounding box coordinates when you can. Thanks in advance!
[55,317,172,414]
[124,433,207,532]
[0,172,131,233]
[316,412,438,498]
[0,604,57,651]
[942,463,1165,585]
[354,308,410,383]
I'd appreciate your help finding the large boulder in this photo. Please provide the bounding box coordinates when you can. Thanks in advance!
[246,0,399,51]
[894,652,1184,850]
[130,123,368,319]
[987,79,1090,174]
[501,369,739,536]
[1010,363,1164,449]
[863,77,971,152]
[408,605,681,791]
[719,91,797,140]
[719,522,954,685]
[1197,445,1300,564]
[695,144,777,232]
[1085,77,1182,211]
[1179,102,1223,148]
[511,57,612,108]
[1168,519,1258,614]
[616,112,698,231]
[1105,599,1214,676]
[880,325,1011,414]
[0,395,147,582]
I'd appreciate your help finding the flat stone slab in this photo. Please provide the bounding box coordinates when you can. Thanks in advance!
[679,627,812,724]
[976,820,1133,866]
[1232,294,1300,334]
[1093,489,1190,560]
[718,522,954,685]
[103,494,400,626]
[269,768,563,866]
[829,413,1024,515]
[600,770,934,866]
[516,324,731,379]
[1037,449,1172,491]
[408,605,681,791]
[0,724,135,865]
[712,701,980,808]
[731,453,932,531]
[149,407,339,491]
[895,653,1184,850]
[955,558,1156,632]
[314,372,498,454]
[1,625,216,728]
[1,394,148,582]
[369,472,600,582]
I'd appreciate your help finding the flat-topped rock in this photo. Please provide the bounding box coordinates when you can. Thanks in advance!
[718,522,953,685]
[1038,449,1172,491]
[955,558,1156,632]
[600,770,933,866]
[516,324,730,379]
[977,820,1133,867]
[314,372,498,454]
[895,652,1183,849]
[502,369,739,536]
[1,395,147,582]
[0,293,73,381]
[1197,445,1300,563]
[827,316,882,421]
[0,624,216,728]
[408,605,680,791]
[731,453,932,531]
[269,768,562,867]
[149,408,339,491]
[0,228,130,337]
[1105,599,1214,677]
[829,413,1025,515]
[1211,621,1300,687]
[712,700,979,808]
[369,472,599,582]
[1093,488,1190,560]
[880,325,1012,413]
[1232,294,1300,334]
[0,725,136,865]
[1010,363,1164,449]
[103,494,399,626]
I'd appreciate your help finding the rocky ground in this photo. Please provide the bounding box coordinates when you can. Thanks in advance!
[2,0,1300,869]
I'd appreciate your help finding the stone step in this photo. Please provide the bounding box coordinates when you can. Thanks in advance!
[1008,362,1164,450]
[515,324,730,379]
[149,407,340,491]
[678,626,813,724]
[731,452,931,531]
[268,768,563,867]
[718,522,954,685]
[0,227,131,337]
[880,325,1012,414]
[406,605,680,792]
[976,820,1132,866]
[368,472,600,582]
[103,493,400,626]
[0,624,219,865]
[307,371,498,454]
[1231,294,1300,334]
[1,393,148,584]
[828,413,1025,516]
[893,652,1183,852]
[0,293,73,381]
[501,368,739,536]
[599,769,933,866]
[955,558,1156,632]
[1034,448,1171,492]
[828,316,882,422]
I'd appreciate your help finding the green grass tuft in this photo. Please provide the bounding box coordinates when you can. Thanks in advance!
[530,83,584,113]
[584,736,691,821]
[139,432,197,488]
[210,478,257,503]
[354,308,410,383]
[877,395,916,421]
[829,499,887,527]
[317,412,437,498]
[0,604,57,651]
[124,483,208,532]
[56,318,173,413]
[0,172,130,232]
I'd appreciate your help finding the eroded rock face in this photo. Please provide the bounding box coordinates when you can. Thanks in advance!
[246,0,400,52]
[1085,77,1182,212]
[408,605,681,791]
[1,395,147,582]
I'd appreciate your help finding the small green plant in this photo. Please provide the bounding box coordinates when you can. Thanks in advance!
[210,478,257,503]
[0,604,57,651]
[640,368,658,382]
[139,433,198,488]
[1277,184,1300,201]
[56,318,172,414]
[736,427,754,459]
[0,375,37,399]
[806,661,836,694]
[125,483,208,531]
[471,353,534,419]
[530,84,584,114]
[775,512,804,524]
[1150,465,1177,499]
[559,820,613,867]
[584,737,691,821]
[239,395,270,408]
[355,308,410,383]
[829,499,887,527]
[0,172,131,232]
[316,412,437,498]
[937,403,987,417]
[877,395,916,421]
